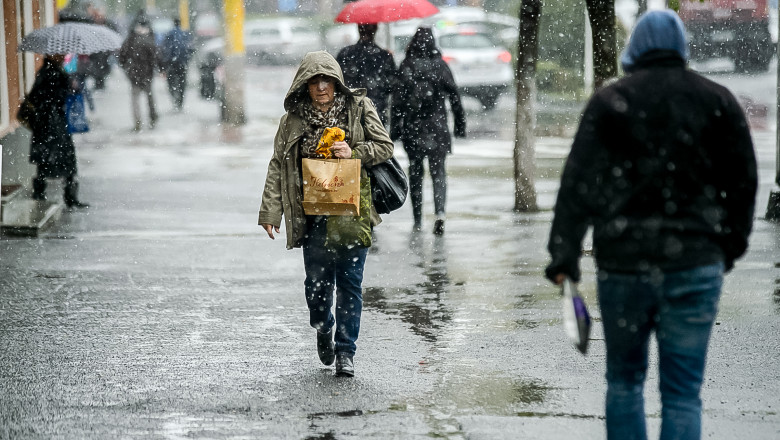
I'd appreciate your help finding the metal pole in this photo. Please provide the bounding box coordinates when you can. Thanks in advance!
[221,0,246,142]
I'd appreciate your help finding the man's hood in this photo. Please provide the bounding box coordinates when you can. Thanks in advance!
[284,51,358,112]
[621,9,688,73]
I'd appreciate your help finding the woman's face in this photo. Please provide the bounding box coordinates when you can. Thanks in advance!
[307,75,335,110]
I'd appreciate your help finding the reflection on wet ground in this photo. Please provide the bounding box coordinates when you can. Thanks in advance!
[304,432,337,440]
[364,234,454,344]
[363,227,559,435]
[774,278,780,314]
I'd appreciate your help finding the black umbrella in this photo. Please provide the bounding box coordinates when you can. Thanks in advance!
[18,22,122,55]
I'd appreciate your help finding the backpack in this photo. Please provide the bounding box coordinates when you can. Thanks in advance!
[164,30,191,65]
[404,61,438,116]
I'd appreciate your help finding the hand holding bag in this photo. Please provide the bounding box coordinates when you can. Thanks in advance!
[302,158,361,216]
[561,278,592,354]
[366,157,408,214]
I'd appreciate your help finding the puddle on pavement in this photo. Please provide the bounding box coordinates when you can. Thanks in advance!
[308,410,363,419]
[516,411,604,420]
[304,432,337,440]
[306,411,364,440]
[364,286,452,343]
[774,281,780,314]
[434,375,552,414]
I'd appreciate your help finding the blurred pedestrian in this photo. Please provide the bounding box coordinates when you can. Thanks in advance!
[545,10,757,440]
[391,27,466,235]
[87,4,117,90]
[118,10,159,131]
[160,18,193,111]
[26,54,89,209]
[258,51,394,377]
[336,23,397,124]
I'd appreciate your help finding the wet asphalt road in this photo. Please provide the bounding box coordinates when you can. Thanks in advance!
[1,63,779,439]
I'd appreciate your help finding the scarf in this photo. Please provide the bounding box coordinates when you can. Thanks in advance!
[300,93,348,158]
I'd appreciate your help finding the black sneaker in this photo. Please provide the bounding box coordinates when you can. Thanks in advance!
[433,219,445,236]
[316,330,335,366]
[335,354,354,377]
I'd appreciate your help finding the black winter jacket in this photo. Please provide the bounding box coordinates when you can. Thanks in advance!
[28,59,77,178]
[336,41,397,122]
[546,51,757,282]
[391,56,466,157]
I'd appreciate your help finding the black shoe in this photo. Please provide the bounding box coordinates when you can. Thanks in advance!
[66,201,89,209]
[433,219,445,236]
[317,330,335,366]
[31,192,46,201]
[335,354,354,377]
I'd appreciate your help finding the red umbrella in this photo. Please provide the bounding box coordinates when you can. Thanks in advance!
[335,0,439,24]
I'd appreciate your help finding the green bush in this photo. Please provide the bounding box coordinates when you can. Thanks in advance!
[536,61,583,95]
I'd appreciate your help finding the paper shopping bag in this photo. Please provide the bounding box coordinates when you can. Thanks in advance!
[302,158,361,216]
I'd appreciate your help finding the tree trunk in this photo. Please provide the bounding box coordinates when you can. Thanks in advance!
[513,0,541,213]
[585,0,617,89]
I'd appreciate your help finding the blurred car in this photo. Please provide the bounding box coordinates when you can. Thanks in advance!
[192,11,221,44]
[244,18,324,65]
[196,17,324,100]
[437,28,513,110]
[423,6,519,49]
[150,14,175,45]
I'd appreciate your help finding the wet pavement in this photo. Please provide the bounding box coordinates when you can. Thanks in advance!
[1,64,779,439]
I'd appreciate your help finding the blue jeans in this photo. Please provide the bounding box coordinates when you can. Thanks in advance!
[597,263,724,440]
[302,217,368,357]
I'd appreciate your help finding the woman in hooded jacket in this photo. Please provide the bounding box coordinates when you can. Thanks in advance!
[391,27,466,235]
[258,51,394,377]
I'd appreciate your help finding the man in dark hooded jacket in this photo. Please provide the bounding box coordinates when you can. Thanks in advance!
[545,10,756,440]
[336,24,397,124]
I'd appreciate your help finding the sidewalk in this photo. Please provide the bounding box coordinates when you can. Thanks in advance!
[0,66,778,439]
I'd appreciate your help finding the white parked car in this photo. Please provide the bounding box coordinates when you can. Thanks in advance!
[436,28,513,110]
[243,18,324,65]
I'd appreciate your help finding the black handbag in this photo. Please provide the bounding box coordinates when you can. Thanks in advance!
[366,157,408,214]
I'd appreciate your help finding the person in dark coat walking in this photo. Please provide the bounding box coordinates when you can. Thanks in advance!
[118,10,159,131]
[160,18,193,111]
[336,24,397,124]
[391,26,466,235]
[27,54,88,208]
[545,10,757,440]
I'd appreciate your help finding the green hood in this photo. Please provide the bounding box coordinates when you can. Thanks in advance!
[284,51,357,112]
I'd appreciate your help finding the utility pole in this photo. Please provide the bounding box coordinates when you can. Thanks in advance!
[179,0,190,30]
[221,0,246,142]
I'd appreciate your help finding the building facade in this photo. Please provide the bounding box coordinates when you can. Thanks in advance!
[1,1,57,200]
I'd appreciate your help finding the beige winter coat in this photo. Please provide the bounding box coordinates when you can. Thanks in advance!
[257,51,394,249]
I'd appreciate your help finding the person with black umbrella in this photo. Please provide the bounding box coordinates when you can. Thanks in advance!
[25,54,88,208]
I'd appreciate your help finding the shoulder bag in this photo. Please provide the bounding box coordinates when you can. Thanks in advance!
[366,156,408,214]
